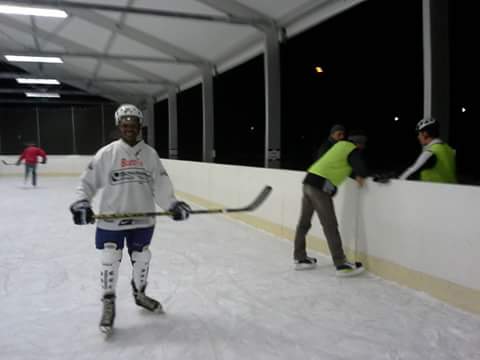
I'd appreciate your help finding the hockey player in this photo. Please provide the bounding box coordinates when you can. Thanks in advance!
[69,104,191,336]
[16,142,47,186]
[293,131,368,276]
[399,117,457,183]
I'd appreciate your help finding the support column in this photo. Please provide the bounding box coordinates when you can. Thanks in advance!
[423,0,450,140]
[202,66,215,162]
[71,106,77,154]
[168,88,178,159]
[144,98,155,147]
[264,25,281,168]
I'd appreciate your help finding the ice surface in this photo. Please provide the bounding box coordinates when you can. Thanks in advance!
[1,177,479,360]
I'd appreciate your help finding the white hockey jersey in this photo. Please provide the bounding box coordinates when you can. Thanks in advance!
[75,139,178,230]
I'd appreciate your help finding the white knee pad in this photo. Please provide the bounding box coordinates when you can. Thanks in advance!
[99,242,122,295]
[131,247,152,290]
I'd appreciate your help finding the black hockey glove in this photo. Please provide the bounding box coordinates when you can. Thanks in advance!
[372,171,396,184]
[70,200,95,225]
[169,201,191,221]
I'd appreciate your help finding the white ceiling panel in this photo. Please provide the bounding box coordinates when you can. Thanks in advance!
[109,35,175,59]
[97,62,148,80]
[124,60,196,83]
[0,24,36,49]
[117,82,165,95]
[58,17,112,52]
[134,0,225,16]
[125,15,257,62]
[237,0,317,20]
[29,17,71,33]
[70,0,128,22]
[63,58,98,77]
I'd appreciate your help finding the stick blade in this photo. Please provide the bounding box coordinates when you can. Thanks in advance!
[228,185,273,213]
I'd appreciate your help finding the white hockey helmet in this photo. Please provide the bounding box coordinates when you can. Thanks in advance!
[416,117,437,132]
[115,104,143,125]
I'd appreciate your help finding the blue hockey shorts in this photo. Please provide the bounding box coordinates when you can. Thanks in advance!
[95,226,154,252]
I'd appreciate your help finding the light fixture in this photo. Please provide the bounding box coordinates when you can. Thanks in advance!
[315,66,324,73]
[0,5,67,18]
[394,116,399,121]
[461,107,466,113]
[5,55,63,63]
[25,92,61,98]
[16,78,60,85]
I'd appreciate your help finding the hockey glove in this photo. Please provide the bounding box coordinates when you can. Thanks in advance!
[70,200,95,225]
[169,201,191,221]
[372,171,396,184]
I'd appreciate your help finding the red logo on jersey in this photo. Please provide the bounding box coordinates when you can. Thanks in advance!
[121,158,143,167]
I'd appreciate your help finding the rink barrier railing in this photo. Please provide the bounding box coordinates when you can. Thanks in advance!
[175,190,480,316]
[1,155,479,315]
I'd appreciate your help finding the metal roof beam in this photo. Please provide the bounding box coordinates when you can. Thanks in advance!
[0,16,176,88]
[0,88,124,96]
[0,72,169,85]
[9,0,270,26]
[0,99,116,105]
[69,8,210,66]
[196,0,275,31]
[1,49,202,65]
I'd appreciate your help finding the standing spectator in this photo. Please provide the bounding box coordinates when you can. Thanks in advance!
[314,124,346,160]
[16,142,47,187]
[399,117,457,183]
[294,131,367,277]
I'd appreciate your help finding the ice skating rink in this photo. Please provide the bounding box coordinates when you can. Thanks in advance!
[1,177,479,360]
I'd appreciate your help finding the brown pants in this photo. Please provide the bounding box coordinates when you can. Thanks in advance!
[293,184,347,266]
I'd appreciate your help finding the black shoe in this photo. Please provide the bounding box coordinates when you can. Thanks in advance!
[335,261,365,277]
[294,256,317,270]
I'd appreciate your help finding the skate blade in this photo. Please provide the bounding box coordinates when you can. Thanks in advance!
[100,326,113,339]
[294,263,317,271]
[336,265,365,278]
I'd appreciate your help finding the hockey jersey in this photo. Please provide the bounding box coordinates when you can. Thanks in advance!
[19,146,47,165]
[75,139,178,230]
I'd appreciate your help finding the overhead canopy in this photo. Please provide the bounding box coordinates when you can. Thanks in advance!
[0,0,366,103]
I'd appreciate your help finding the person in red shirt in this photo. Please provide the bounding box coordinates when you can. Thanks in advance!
[16,142,47,187]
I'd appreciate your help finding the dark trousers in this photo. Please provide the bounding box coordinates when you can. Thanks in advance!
[294,184,347,266]
[24,164,37,186]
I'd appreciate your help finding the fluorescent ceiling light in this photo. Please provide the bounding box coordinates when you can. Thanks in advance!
[5,55,63,63]
[25,92,61,98]
[16,78,60,85]
[0,5,67,18]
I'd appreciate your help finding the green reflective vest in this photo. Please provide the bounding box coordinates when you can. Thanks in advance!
[420,142,457,183]
[307,141,356,186]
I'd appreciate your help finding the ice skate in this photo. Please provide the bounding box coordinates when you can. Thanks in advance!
[99,294,116,337]
[335,261,365,277]
[132,281,164,313]
[294,256,317,270]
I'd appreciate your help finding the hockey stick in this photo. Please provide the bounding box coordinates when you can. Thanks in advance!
[94,185,273,220]
[2,160,17,165]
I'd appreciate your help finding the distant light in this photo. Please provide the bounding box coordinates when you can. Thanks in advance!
[315,66,324,73]
[250,126,255,131]
[461,107,466,113]
[394,116,399,121]
[0,5,68,18]
[16,78,60,85]
[6,55,63,63]
[25,92,61,98]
